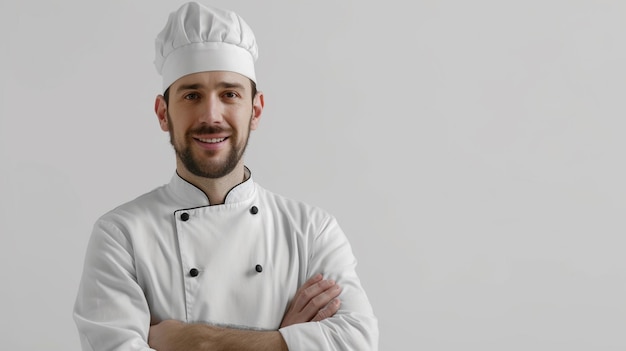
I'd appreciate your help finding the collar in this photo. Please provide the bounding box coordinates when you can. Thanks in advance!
[167,167,256,207]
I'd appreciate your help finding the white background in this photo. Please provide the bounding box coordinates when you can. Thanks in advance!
[1,0,625,350]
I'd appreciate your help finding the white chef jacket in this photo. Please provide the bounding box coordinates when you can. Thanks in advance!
[73,170,378,350]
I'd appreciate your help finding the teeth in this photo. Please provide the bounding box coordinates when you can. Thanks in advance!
[198,137,225,143]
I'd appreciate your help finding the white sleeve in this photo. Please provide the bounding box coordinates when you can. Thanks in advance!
[278,215,379,351]
[73,218,155,351]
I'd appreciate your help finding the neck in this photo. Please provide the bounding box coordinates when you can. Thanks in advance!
[176,161,248,205]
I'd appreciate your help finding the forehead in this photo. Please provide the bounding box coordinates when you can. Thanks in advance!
[170,71,251,92]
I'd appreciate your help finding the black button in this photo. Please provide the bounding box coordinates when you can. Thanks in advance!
[255,264,263,273]
[189,268,199,277]
[181,212,189,221]
[250,206,259,215]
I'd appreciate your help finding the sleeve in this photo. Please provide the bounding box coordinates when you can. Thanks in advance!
[278,214,379,351]
[73,218,155,351]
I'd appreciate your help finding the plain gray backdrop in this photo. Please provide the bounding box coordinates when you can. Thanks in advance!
[1,0,625,350]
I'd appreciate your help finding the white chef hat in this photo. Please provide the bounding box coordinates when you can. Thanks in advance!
[154,1,258,93]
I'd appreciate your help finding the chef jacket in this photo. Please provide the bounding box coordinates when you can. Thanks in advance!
[73,169,379,350]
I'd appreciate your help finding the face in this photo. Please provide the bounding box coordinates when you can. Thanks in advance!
[155,71,263,179]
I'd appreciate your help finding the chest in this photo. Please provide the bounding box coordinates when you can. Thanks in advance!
[134,203,308,329]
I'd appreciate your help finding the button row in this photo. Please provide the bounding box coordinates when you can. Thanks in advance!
[179,206,259,221]
[187,265,263,277]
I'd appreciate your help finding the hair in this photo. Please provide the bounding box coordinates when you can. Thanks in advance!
[163,79,258,105]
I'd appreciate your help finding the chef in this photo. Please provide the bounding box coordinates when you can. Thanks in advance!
[73,2,378,350]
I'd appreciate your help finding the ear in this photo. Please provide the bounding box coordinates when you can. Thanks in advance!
[250,91,264,131]
[155,95,169,132]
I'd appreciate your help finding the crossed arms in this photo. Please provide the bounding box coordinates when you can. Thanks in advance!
[148,274,341,351]
[74,208,378,350]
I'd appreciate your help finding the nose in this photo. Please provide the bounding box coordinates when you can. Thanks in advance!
[198,95,224,124]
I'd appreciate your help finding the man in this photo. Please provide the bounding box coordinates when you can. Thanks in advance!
[73,2,378,350]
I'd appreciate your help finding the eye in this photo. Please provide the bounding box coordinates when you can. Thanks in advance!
[184,93,200,100]
[223,91,239,99]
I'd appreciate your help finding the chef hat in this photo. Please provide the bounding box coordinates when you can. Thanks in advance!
[154,1,258,92]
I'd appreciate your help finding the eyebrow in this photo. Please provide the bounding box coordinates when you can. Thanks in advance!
[175,81,247,93]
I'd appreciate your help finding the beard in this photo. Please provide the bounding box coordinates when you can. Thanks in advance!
[167,112,251,179]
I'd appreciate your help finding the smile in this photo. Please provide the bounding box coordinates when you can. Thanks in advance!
[196,137,227,144]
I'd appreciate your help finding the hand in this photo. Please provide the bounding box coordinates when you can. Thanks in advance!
[148,319,186,351]
[280,274,342,328]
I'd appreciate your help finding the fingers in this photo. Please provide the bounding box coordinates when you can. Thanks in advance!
[299,283,341,320]
[312,298,341,322]
[291,277,340,314]
[287,275,323,312]
[299,273,323,290]
[280,275,343,328]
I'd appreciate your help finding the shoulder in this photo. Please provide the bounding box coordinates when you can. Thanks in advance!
[256,183,328,213]
[96,183,171,229]
[255,183,339,231]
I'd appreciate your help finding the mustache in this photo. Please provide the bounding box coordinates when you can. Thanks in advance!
[188,126,231,135]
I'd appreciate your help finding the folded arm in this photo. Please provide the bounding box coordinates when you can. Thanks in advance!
[277,215,379,351]
[148,321,287,351]
[148,273,342,351]
[74,214,378,351]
